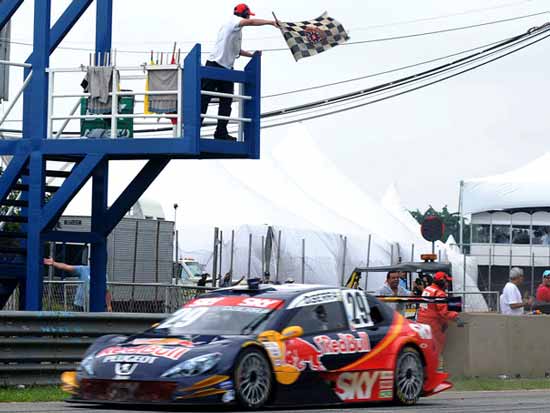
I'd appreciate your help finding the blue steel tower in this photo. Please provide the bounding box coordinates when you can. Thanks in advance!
[0,0,261,311]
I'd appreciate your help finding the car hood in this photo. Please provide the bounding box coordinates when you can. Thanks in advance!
[87,334,249,380]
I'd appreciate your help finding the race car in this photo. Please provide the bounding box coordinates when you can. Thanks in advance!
[61,282,452,409]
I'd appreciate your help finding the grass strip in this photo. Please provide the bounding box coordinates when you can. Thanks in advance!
[452,377,550,391]
[1,379,550,402]
[0,386,68,403]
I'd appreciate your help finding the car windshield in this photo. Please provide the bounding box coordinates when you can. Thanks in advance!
[152,305,276,336]
[185,262,202,277]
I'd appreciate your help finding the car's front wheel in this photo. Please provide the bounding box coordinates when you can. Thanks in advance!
[394,346,424,405]
[234,347,273,409]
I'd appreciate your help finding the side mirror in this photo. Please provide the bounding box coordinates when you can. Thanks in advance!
[281,325,303,341]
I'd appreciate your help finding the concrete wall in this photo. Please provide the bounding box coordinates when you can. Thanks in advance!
[443,313,550,378]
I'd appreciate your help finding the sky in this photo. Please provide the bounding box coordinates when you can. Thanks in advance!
[4,0,550,214]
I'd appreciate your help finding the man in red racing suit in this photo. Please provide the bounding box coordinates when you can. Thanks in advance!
[417,271,464,357]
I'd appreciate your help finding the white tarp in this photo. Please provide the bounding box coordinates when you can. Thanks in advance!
[462,153,550,214]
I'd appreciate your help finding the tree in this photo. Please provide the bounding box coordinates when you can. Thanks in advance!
[409,206,470,245]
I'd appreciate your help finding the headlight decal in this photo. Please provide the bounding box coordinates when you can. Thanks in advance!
[162,353,222,378]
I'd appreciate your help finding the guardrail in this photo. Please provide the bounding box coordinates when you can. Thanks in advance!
[0,312,164,386]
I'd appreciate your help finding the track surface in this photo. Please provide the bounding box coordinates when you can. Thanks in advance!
[1,390,550,413]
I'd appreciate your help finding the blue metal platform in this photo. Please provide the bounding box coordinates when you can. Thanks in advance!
[0,0,261,311]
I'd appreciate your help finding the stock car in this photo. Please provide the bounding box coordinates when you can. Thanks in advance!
[61,282,453,409]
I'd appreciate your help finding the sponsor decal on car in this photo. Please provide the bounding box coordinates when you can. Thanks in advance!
[96,345,189,361]
[102,355,157,364]
[284,332,372,372]
[409,323,433,340]
[335,370,394,402]
[186,296,283,309]
[285,338,325,371]
[131,338,195,347]
[287,289,342,309]
[313,332,371,355]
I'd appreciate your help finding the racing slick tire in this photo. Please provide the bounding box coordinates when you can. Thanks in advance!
[394,346,424,405]
[234,347,273,409]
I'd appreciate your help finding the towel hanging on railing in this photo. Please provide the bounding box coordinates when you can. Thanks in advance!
[147,69,178,114]
[81,66,114,114]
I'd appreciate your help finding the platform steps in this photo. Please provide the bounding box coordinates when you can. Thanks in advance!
[0,160,77,309]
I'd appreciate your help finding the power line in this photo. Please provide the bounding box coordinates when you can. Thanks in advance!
[1,10,548,56]
[261,38,508,99]
[261,24,547,119]
[260,10,550,53]
[260,28,550,130]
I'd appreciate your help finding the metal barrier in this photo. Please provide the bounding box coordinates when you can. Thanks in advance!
[0,311,164,386]
[4,282,215,313]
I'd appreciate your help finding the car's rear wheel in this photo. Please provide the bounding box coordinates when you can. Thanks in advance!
[234,348,273,409]
[394,347,424,405]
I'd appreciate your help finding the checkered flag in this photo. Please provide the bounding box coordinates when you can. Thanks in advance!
[277,12,350,62]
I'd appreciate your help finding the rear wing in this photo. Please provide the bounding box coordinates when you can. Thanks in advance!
[376,295,463,313]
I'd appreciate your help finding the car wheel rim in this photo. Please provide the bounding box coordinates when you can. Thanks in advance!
[396,353,423,401]
[238,353,270,406]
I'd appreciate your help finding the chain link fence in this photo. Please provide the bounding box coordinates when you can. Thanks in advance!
[4,281,215,313]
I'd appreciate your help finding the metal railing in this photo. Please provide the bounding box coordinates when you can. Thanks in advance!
[47,64,183,139]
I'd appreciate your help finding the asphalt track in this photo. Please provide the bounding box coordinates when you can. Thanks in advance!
[1,390,550,413]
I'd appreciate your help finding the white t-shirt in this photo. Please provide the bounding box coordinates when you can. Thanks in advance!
[500,282,523,315]
[209,16,243,69]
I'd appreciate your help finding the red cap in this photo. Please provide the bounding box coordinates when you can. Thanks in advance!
[234,3,255,16]
[434,271,452,281]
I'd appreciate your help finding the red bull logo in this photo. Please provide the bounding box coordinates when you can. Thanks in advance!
[284,338,325,371]
[313,332,371,355]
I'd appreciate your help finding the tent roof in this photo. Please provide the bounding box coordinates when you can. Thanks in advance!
[462,153,550,214]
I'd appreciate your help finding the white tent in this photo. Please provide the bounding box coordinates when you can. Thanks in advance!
[462,153,550,215]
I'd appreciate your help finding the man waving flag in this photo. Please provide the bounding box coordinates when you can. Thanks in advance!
[276,12,350,61]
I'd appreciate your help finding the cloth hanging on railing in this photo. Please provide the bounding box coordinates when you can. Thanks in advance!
[81,66,114,114]
[147,69,178,113]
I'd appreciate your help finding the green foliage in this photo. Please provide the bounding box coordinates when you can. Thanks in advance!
[409,206,470,243]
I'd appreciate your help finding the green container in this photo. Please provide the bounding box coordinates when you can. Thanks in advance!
[80,95,135,138]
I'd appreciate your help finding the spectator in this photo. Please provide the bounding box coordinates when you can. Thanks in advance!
[220,271,245,287]
[43,258,112,312]
[500,267,533,315]
[377,271,411,315]
[413,274,433,296]
[197,273,210,287]
[536,270,550,303]
[417,272,464,360]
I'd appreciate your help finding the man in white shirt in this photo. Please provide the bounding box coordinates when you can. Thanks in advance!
[377,271,411,315]
[500,267,532,315]
[200,4,278,140]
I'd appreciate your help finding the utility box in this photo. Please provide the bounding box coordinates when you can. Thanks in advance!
[80,95,135,138]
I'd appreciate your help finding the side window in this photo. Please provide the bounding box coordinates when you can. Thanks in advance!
[366,296,391,326]
[287,301,347,335]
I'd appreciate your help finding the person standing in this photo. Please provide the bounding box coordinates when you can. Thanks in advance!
[536,270,550,303]
[200,3,278,140]
[500,267,533,315]
[377,271,411,315]
[417,271,464,358]
[43,258,112,312]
